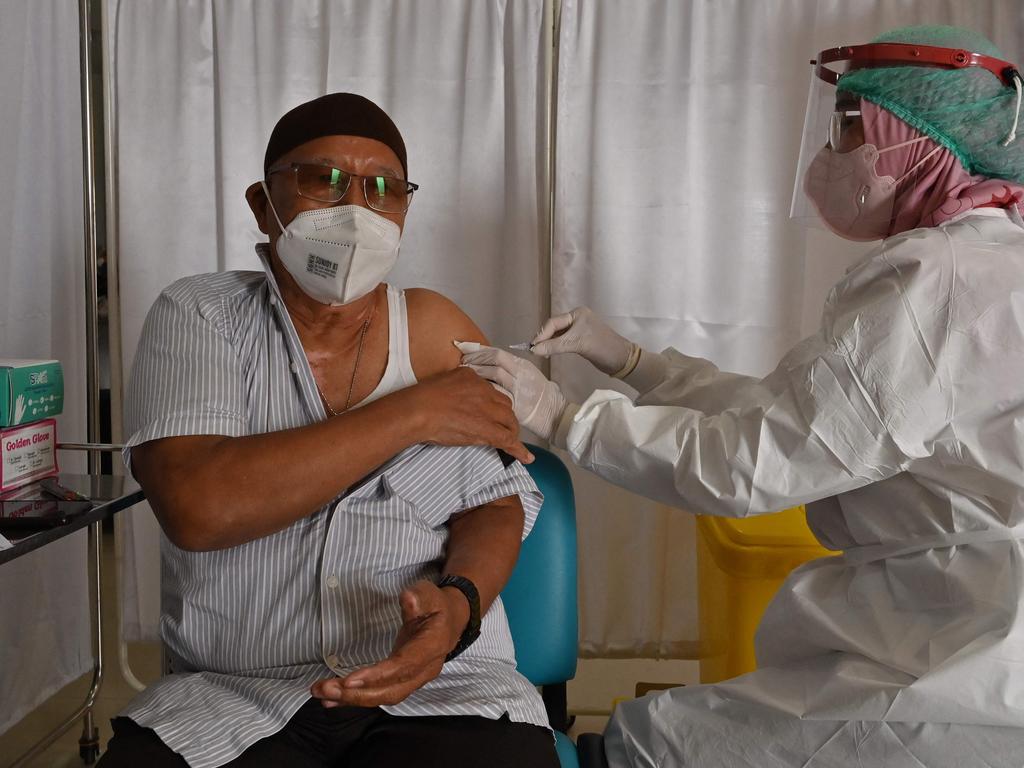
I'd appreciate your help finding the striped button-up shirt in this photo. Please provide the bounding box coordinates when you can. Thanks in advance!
[121,256,549,768]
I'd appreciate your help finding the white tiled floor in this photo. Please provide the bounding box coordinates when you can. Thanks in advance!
[0,529,699,766]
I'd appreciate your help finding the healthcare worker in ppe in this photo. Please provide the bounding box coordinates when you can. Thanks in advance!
[461,25,1024,767]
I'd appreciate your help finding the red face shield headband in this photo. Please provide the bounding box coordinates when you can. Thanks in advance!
[811,42,1019,87]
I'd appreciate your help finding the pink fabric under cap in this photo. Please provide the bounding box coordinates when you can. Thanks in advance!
[862,99,1024,235]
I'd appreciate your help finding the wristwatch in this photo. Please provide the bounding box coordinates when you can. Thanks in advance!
[437,574,481,661]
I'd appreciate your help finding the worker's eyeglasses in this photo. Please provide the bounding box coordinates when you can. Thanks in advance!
[266,163,419,213]
[827,109,862,152]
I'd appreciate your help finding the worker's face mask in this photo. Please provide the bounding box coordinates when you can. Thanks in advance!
[260,181,401,306]
[803,137,939,241]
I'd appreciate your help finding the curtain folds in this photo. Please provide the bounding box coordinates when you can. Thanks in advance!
[0,0,90,734]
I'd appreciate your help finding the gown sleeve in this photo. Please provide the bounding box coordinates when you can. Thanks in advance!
[555,229,955,518]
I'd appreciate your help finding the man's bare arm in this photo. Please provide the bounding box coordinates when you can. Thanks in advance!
[405,286,530,618]
[133,369,529,552]
[442,494,524,618]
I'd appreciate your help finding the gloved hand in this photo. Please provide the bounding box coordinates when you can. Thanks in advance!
[530,306,637,377]
[457,342,569,441]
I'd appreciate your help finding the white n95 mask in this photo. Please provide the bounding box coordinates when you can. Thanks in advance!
[260,180,401,306]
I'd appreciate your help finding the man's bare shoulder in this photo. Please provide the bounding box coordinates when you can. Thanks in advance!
[405,288,488,379]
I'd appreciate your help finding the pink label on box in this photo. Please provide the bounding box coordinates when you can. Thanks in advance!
[1,419,58,493]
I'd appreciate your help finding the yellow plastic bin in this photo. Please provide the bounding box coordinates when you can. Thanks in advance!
[696,507,836,683]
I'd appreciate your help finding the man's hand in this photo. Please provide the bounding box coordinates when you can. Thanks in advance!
[310,580,468,708]
[402,367,534,464]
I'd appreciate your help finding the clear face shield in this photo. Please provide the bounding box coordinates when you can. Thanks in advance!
[790,43,1020,241]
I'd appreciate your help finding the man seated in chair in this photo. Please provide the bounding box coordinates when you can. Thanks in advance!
[98,93,558,768]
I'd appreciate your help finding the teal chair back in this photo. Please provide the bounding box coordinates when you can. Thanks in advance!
[501,444,580,767]
[502,444,579,687]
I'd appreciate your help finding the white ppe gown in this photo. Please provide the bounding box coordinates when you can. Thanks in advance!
[557,209,1024,766]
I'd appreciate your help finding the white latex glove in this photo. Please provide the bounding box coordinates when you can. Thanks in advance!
[530,306,637,377]
[457,342,568,441]
[13,394,26,424]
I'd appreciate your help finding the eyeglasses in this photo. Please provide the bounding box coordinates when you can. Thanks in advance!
[827,109,862,151]
[266,162,419,213]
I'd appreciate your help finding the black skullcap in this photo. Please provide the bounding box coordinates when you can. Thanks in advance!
[263,93,407,178]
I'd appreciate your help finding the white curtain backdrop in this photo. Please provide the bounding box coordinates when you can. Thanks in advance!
[110,0,1024,658]
[553,0,1024,657]
[0,0,90,733]
[110,0,549,642]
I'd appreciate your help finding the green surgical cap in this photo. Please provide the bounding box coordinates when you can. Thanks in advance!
[837,25,1024,183]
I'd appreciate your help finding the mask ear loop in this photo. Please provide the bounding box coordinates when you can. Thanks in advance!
[260,180,291,239]
[875,136,942,186]
[894,144,944,185]
[877,135,931,154]
[1003,70,1022,147]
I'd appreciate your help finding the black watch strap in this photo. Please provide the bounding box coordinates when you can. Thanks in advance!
[437,574,481,661]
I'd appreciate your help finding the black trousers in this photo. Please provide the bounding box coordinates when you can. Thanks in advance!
[95,698,559,768]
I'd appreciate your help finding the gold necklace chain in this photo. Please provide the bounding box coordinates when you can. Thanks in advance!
[315,296,377,417]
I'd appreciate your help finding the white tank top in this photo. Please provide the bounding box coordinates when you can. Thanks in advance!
[359,284,418,406]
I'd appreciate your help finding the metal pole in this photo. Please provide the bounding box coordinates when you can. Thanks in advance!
[537,0,561,447]
[80,0,102,476]
[81,520,104,762]
[102,0,125,461]
[540,0,555,372]
[58,442,124,453]
[544,0,561,334]
[79,0,105,760]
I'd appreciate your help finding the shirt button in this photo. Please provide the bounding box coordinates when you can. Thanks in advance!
[326,574,340,589]
[289,361,298,373]
[326,654,339,668]
[269,295,277,306]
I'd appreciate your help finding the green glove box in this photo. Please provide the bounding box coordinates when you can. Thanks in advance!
[0,359,64,427]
